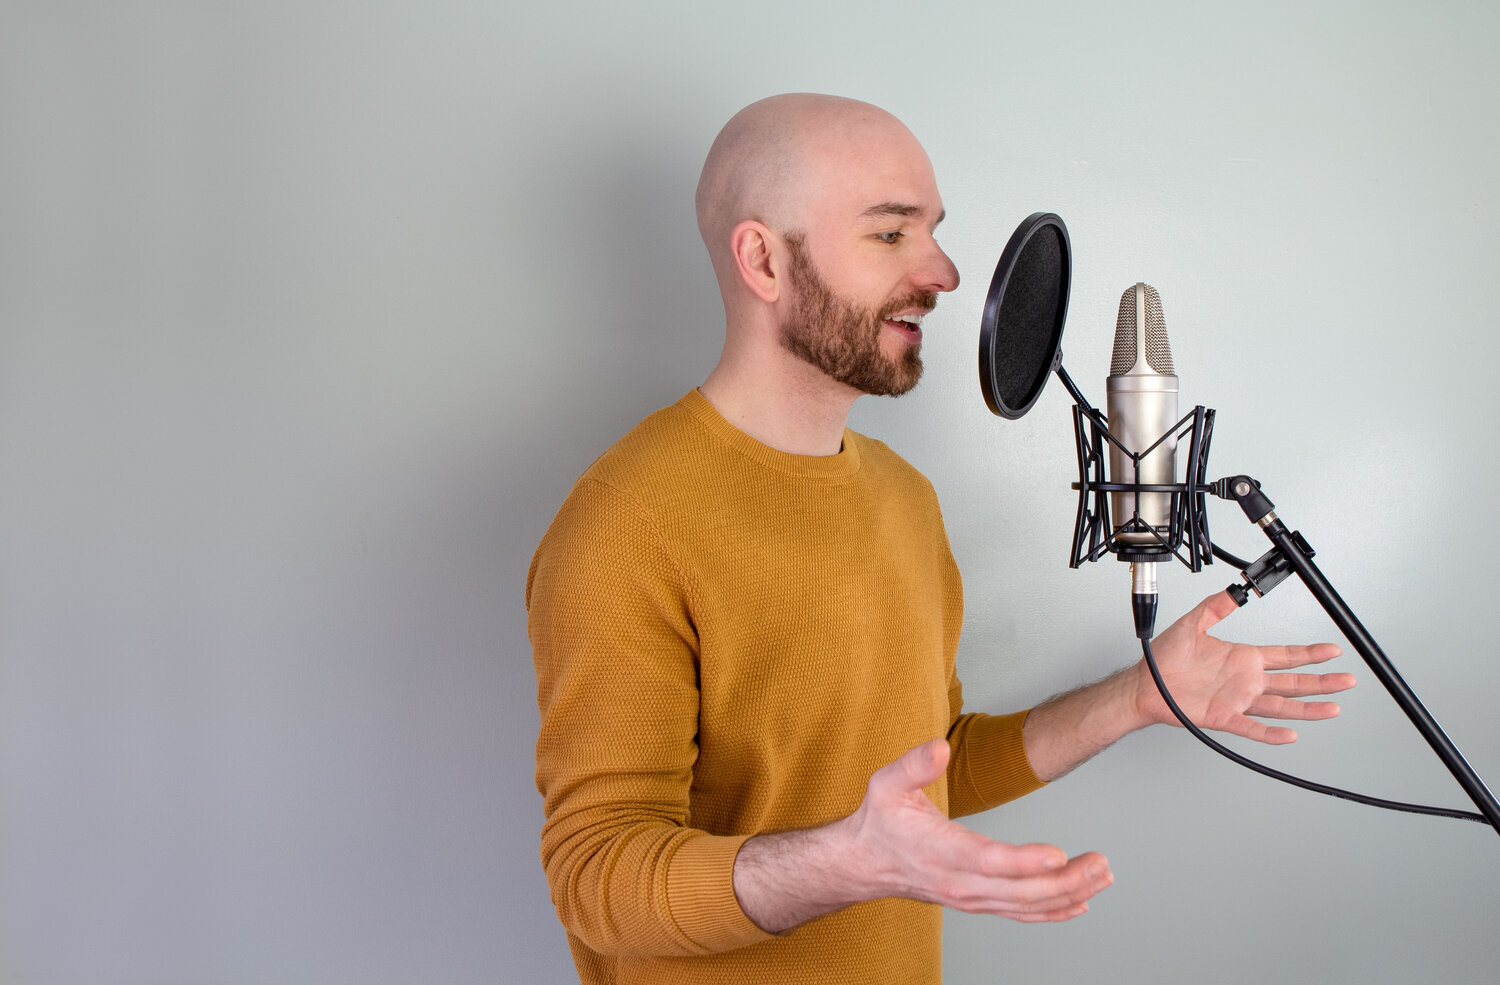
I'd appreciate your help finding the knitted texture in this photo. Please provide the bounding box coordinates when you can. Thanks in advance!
[527,390,1044,984]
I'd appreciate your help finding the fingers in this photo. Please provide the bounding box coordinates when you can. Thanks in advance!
[1011,901,1094,923]
[1183,590,1240,634]
[944,847,1114,919]
[1247,694,1344,723]
[935,829,1110,914]
[975,839,1070,878]
[1218,717,1298,745]
[1246,671,1355,728]
[1185,596,1345,673]
[1258,642,1346,671]
[1203,589,1242,622]
[870,738,950,798]
[1262,670,1356,696]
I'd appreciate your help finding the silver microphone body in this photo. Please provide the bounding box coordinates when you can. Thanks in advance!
[1105,283,1178,551]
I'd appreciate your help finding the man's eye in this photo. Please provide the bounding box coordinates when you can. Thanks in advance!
[876,231,903,244]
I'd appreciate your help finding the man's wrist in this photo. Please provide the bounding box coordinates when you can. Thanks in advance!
[732,817,866,934]
[1128,654,1174,729]
[1023,665,1160,782]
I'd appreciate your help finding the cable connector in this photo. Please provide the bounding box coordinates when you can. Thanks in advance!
[1132,593,1158,640]
[1131,561,1158,639]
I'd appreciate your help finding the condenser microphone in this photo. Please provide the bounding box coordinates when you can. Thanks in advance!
[979,218,1212,632]
[1106,283,1179,545]
[1105,283,1178,637]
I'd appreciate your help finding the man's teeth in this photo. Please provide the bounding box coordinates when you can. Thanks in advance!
[888,314,924,326]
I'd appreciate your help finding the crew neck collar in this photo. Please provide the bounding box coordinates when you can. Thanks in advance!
[679,389,862,479]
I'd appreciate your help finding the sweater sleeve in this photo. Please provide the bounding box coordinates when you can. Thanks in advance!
[943,680,1047,819]
[526,477,773,957]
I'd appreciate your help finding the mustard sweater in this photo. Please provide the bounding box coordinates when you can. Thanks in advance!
[527,390,1044,984]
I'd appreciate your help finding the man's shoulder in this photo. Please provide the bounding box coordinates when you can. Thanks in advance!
[527,395,706,604]
[843,429,937,493]
[580,393,711,495]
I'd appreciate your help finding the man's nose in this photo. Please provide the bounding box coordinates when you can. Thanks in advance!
[918,241,960,294]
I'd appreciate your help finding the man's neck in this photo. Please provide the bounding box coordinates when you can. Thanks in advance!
[699,360,858,457]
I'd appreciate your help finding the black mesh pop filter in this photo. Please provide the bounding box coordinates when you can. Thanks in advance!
[978,212,1071,419]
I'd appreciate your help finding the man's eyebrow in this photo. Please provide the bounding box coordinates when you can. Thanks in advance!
[858,202,946,225]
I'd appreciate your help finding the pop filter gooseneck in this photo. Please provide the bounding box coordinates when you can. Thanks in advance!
[978,212,1073,419]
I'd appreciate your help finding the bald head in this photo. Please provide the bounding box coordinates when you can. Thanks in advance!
[694,94,927,286]
[694,94,959,432]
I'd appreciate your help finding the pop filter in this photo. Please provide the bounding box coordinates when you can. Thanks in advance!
[978,212,1071,419]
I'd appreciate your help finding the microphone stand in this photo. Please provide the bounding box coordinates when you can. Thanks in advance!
[1052,360,1500,837]
[1213,475,1500,836]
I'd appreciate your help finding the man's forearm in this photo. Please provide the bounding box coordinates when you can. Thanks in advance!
[733,820,865,933]
[1020,664,1154,782]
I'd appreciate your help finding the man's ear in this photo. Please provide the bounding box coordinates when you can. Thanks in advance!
[729,220,782,303]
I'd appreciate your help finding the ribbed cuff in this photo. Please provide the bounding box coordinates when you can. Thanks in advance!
[666,833,776,953]
[948,710,1046,818]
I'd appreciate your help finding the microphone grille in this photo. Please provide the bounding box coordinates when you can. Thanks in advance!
[1110,283,1174,376]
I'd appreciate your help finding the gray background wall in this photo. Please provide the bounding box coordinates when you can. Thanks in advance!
[3,2,1497,983]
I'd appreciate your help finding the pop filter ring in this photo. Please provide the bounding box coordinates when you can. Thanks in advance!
[978,212,1072,419]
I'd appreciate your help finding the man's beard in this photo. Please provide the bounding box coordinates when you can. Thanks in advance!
[779,235,935,397]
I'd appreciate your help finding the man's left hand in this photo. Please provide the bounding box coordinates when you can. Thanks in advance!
[1138,590,1353,744]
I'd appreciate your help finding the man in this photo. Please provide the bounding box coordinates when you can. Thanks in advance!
[526,93,1352,984]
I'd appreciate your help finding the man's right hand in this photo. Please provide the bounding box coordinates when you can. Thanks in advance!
[732,738,1114,933]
